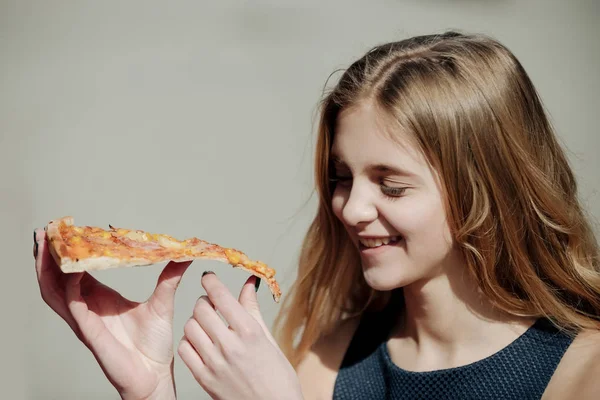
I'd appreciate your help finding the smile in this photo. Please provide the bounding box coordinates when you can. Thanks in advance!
[358,236,401,248]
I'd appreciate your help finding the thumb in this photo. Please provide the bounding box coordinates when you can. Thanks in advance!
[149,260,192,316]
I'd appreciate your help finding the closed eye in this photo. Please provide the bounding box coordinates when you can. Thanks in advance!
[330,174,352,188]
[380,183,407,197]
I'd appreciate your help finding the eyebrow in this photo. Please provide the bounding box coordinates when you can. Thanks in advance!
[331,157,418,178]
[368,164,420,181]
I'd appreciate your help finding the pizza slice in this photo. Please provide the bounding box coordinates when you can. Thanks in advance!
[45,216,281,302]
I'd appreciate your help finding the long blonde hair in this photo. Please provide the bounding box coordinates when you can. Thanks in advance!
[274,31,600,367]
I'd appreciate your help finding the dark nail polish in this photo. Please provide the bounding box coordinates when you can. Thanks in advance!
[34,241,39,258]
[202,270,214,277]
[34,230,37,243]
[255,277,261,292]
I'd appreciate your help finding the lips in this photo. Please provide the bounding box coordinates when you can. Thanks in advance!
[358,236,401,248]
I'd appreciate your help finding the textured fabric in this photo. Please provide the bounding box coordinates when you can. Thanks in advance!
[333,304,574,400]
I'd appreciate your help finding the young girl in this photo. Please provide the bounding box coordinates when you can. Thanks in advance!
[274,31,600,399]
[34,31,600,399]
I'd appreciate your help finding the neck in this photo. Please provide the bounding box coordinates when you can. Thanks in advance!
[388,257,536,371]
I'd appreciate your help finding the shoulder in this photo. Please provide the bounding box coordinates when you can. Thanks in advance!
[296,316,361,400]
[543,328,600,399]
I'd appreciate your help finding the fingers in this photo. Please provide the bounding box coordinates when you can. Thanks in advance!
[178,274,277,395]
[179,297,229,393]
[201,272,256,333]
[238,276,277,346]
[34,229,80,333]
[34,229,58,288]
[193,295,234,343]
[178,336,211,386]
[149,260,192,317]
[33,228,121,345]
[238,275,262,318]
[65,272,90,330]
[183,316,219,365]
[63,270,126,354]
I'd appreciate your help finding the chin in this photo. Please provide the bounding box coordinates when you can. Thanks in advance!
[362,268,413,291]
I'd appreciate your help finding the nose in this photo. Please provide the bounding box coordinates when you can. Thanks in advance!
[341,183,378,227]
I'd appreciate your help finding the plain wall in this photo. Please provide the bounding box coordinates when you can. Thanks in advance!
[1,1,598,399]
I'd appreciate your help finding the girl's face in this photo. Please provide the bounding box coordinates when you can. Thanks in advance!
[331,102,461,291]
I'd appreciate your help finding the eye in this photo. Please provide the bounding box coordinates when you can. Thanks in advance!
[380,182,407,197]
[330,172,352,188]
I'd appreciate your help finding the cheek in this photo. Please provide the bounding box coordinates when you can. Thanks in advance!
[386,196,452,245]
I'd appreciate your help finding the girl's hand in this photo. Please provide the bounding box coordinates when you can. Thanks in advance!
[178,272,303,400]
[34,229,191,400]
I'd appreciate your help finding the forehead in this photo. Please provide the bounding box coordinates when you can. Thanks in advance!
[331,103,425,171]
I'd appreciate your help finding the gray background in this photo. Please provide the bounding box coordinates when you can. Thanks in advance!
[1,0,598,399]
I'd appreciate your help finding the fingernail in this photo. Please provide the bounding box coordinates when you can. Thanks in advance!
[34,231,39,258]
[255,277,261,292]
[202,270,214,277]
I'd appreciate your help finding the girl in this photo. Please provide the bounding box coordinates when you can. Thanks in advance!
[34,31,600,399]
[275,31,600,399]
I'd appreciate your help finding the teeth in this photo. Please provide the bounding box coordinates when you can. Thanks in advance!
[359,236,399,248]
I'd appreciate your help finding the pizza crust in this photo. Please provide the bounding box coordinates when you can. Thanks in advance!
[46,216,75,268]
[45,216,282,302]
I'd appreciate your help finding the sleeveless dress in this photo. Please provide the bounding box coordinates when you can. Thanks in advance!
[333,299,574,399]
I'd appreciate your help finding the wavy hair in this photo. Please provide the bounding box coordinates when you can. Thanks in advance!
[274,31,600,367]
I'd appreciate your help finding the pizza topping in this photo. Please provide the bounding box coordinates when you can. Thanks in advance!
[225,248,242,264]
[56,220,277,275]
[118,236,164,251]
[47,216,282,302]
